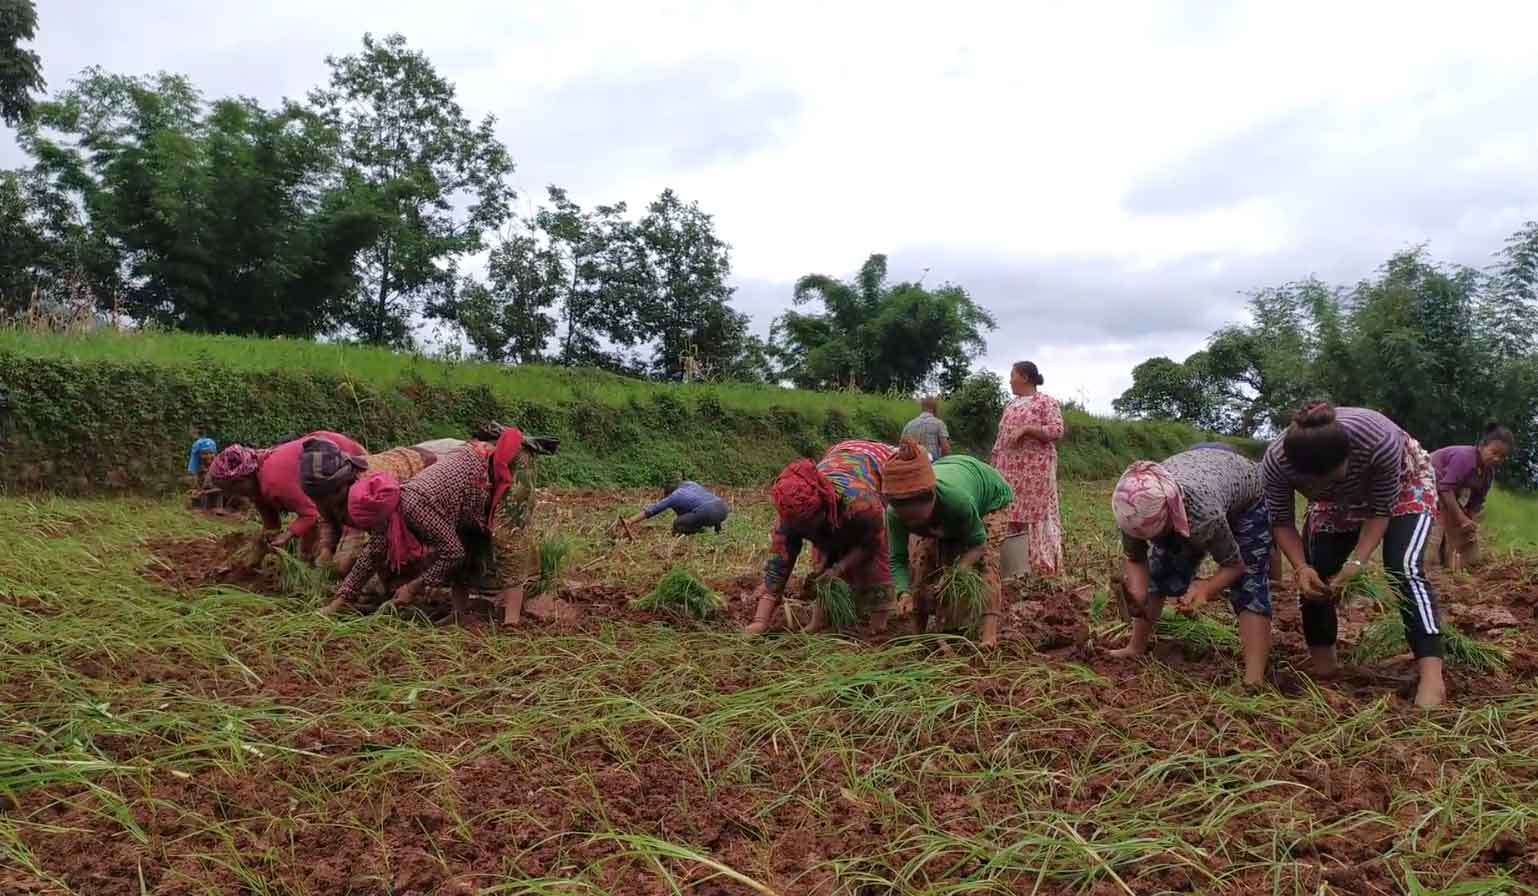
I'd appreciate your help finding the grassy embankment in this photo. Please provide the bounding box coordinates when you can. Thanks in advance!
[0,327,1228,493]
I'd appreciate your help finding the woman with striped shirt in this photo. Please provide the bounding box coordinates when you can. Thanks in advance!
[1262,401,1444,707]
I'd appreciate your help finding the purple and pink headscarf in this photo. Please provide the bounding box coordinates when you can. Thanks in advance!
[1111,461,1190,540]
[209,445,262,486]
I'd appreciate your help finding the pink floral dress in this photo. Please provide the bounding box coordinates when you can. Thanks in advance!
[990,392,1064,575]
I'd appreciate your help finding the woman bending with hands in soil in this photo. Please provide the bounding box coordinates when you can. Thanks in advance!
[745,440,898,636]
[883,438,1014,647]
[297,440,439,575]
[323,426,557,624]
[1109,444,1276,686]
[1428,423,1514,571]
[617,475,730,536]
[209,430,366,562]
[1263,401,1445,707]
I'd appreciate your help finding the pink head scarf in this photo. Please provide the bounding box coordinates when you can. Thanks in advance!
[346,472,424,572]
[1111,461,1190,540]
[209,445,261,486]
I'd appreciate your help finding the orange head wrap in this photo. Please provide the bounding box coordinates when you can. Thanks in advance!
[771,458,839,527]
[881,437,937,499]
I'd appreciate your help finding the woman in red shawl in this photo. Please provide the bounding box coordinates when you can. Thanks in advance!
[746,440,898,636]
[209,430,365,561]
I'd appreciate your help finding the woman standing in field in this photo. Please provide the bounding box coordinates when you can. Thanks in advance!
[991,361,1065,576]
[1109,445,1276,685]
[883,439,1014,646]
[1428,423,1515,570]
[209,430,366,560]
[1263,401,1445,707]
[746,440,898,636]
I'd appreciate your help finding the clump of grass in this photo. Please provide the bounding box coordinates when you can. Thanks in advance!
[1155,608,1240,652]
[1348,613,1508,672]
[814,576,857,629]
[936,565,987,631]
[535,536,572,597]
[272,549,334,604]
[633,567,723,619]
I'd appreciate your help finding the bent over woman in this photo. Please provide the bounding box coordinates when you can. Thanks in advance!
[883,439,1014,647]
[746,440,897,636]
[1262,402,1444,707]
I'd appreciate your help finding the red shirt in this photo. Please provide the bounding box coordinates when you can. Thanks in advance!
[256,430,366,538]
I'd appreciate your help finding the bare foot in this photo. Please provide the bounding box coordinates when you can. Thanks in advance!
[1107,644,1145,659]
[1414,680,1446,708]
[1307,662,1344,680]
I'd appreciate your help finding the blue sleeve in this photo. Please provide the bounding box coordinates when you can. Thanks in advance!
[643,494,677,518]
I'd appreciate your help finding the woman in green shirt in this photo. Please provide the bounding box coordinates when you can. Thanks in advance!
[882,438,1014,646]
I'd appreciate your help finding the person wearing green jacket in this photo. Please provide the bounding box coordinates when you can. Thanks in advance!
[882,438,1014,646]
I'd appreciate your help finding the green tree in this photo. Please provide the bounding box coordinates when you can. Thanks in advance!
[310,33,515,346]
[23,69,382,334]
[0,0,42,125]
[774,254,995,393]
[946,370,1007,452]
[449,226,563,363]
[636,189,734,379]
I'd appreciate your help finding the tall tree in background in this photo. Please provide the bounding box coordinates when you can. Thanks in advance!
[22,70,382,334]
[774,253,995,393]
[0,0,43,126]
[1115,230,1538,481]
[450,226,563,363]
[637,189,733,379]
[311,33,514,346]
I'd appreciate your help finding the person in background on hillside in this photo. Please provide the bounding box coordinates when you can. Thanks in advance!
[746,440,899,636]
[1109,445,1275,685]
[902,398,951,460]
[209,430,366,561]
[1429,423,1515,571]
[883,438,1014,646]
[299,440,439,572]
[617,475,730,536]
[1262,401,1445,707]
[323,425,558,625]
[990,361,1065,576]
[185,437,221,510]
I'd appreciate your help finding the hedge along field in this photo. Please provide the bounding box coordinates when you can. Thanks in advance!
[0,328,1227,493]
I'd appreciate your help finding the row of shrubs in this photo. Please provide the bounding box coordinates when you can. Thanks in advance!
[0,351,1248,494]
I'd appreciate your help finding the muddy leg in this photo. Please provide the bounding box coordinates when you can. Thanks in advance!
[804,601,829,634]
[500,586,526,627]
[451,584,470,624]
[745,590,780,636]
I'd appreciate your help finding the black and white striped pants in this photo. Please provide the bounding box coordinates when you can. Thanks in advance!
[1305,512,1442,659]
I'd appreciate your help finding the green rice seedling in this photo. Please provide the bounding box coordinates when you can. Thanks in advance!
[1155,608,1239,652]
[1349,613,1508,672]
[632,567,723,619]
[535,536,572,596]
[272,549,334,604]
[814,576,857,629]
[935,565,986,631]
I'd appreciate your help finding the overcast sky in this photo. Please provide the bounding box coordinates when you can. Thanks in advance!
[12,1,1538,409]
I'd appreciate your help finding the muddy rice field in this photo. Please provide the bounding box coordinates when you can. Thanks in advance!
[3,483,1538,895]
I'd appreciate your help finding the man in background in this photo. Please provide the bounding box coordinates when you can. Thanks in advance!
[901,397,951,460]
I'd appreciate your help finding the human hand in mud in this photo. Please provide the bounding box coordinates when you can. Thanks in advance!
[1294,565,1331,602]
[1173,580,1215,616]
[894,591,915,616]
[266,531,293,554]
[387,578,424,609]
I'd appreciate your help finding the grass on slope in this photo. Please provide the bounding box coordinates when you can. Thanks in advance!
[0,326,914,419]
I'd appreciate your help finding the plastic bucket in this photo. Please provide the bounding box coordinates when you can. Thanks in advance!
[1000,533,1029,579]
